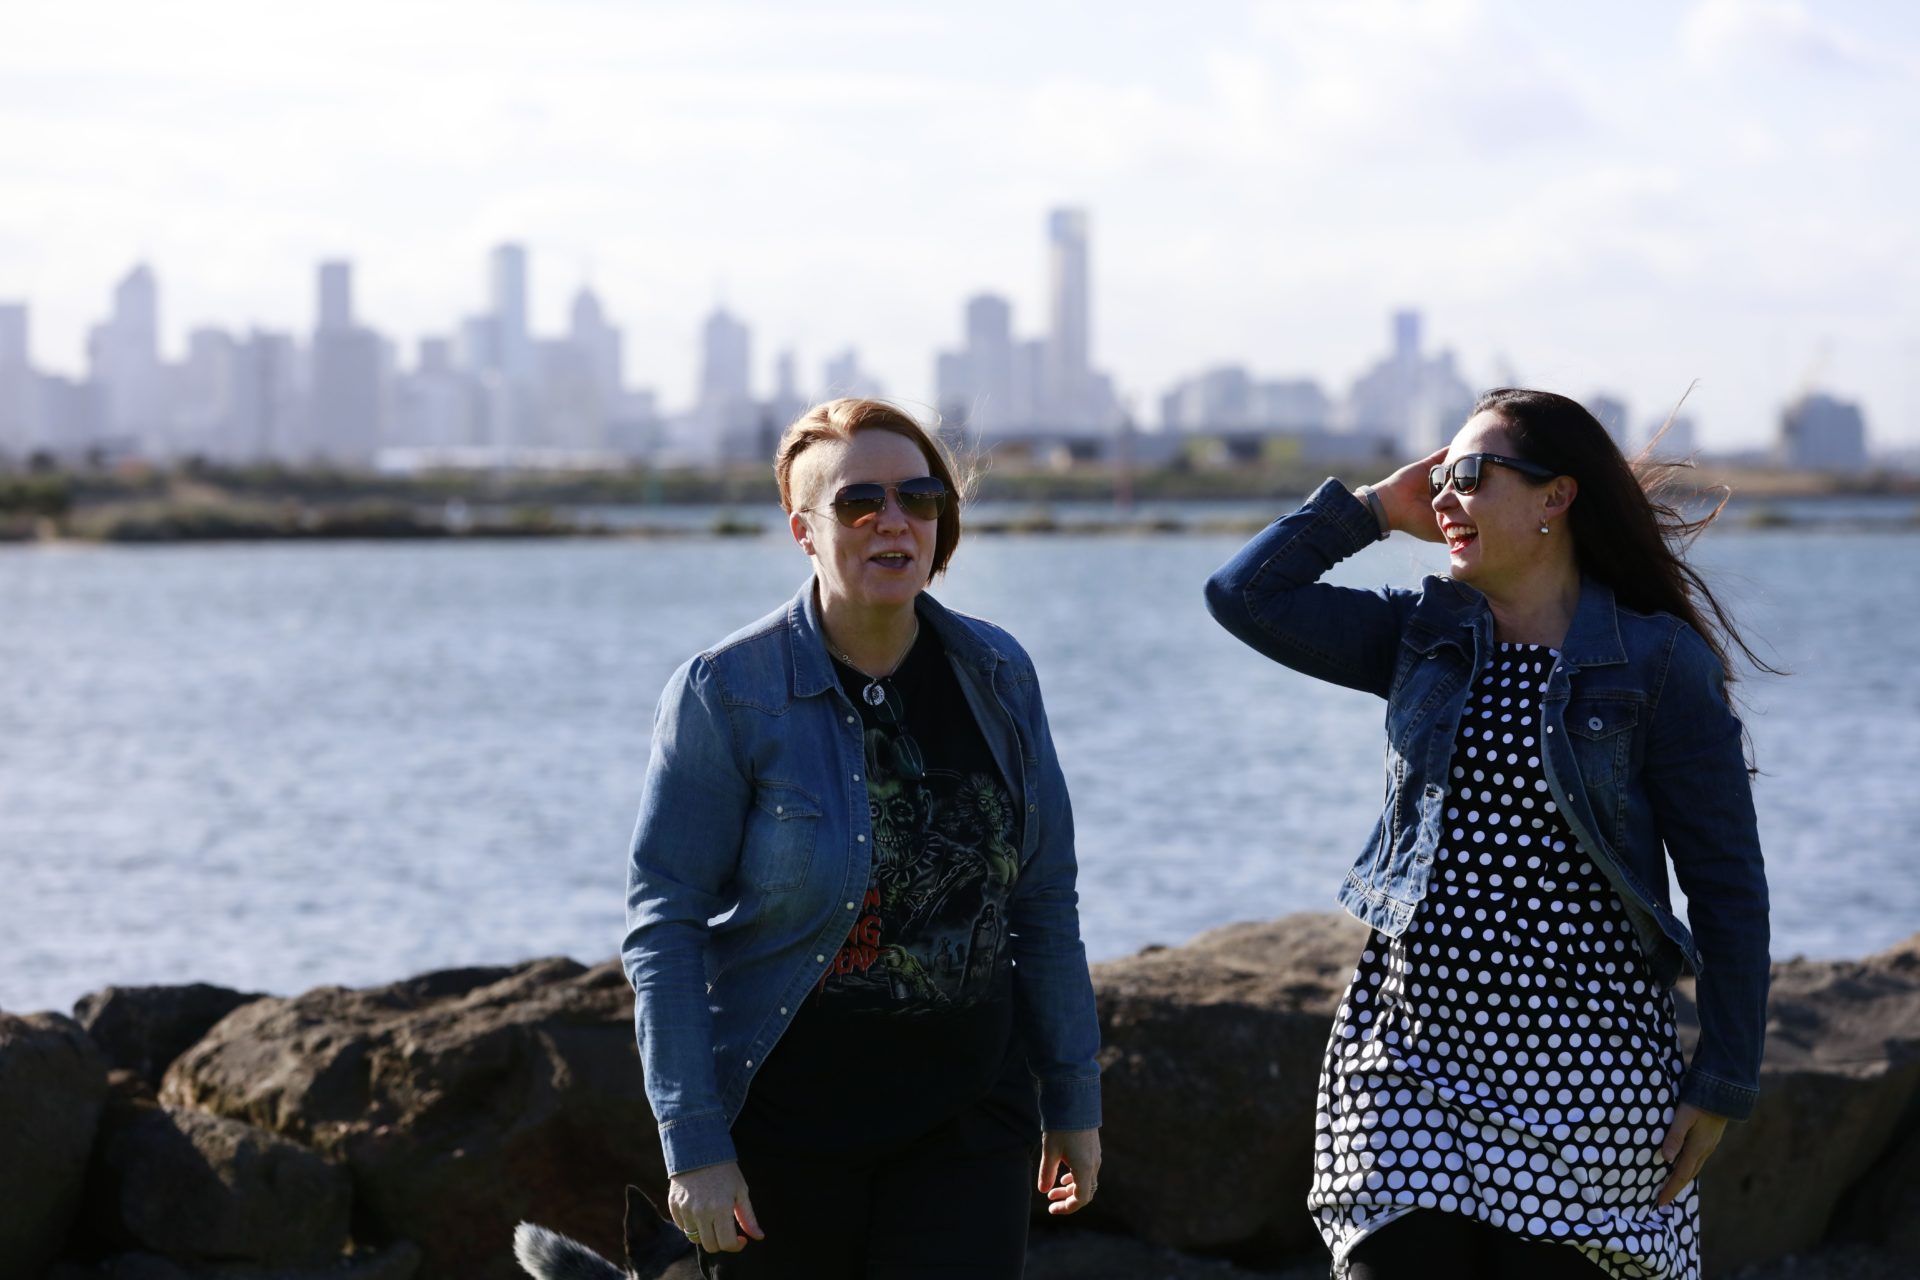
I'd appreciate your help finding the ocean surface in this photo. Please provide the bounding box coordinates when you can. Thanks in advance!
[3,507,1917,1014]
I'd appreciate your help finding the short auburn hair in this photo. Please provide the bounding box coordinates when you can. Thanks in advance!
[775,398,968,580]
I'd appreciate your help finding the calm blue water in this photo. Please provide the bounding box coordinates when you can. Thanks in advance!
[2,519,1916,1014]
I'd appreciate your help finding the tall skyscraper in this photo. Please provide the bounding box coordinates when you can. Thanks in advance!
[318,261,354,332]
[490,243,532,384]
[699,307,752,406]
[88,264,167,451]
[0,303,32,453]
[1046,209,1090,428]
[568,286,624,412]
[966,294,1014,433]
[310,259,384,463]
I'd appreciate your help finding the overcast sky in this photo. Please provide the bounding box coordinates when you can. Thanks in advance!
[3,0,1916,447]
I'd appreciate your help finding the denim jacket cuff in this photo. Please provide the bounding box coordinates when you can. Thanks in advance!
[1678,1066,1758,1121]
[1038,1072,1103,1132]
[658,1109,738,1176]
[1303,477,1387,553]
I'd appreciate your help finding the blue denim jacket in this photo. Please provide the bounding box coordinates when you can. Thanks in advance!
[622,580,1103,1174]
[1204,479,1770,1121]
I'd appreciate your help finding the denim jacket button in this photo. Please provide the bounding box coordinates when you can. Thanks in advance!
[857,835,865,843]
[1588,716,1603,731]
[853,773,861,782]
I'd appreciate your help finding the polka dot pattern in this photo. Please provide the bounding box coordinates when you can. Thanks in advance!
[1309,645,1699,1279]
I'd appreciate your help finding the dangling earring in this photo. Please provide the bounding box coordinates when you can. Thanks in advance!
[1539,522,1550,535]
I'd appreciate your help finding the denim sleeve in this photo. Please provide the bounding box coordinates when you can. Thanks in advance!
[1202,477,1418,699]
[1007,658,1103,1133]
[1646,625,1770,1121]
[621,654,750,1174]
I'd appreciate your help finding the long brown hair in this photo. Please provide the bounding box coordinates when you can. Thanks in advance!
[1473,387,1779,692]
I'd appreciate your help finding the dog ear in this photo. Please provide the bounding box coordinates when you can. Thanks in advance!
[624,1184,692,1279]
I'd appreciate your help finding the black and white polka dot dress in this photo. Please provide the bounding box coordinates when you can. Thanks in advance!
[1310,644,1699,1279]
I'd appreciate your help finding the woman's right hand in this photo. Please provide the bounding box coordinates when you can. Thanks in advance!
[1366,447,1449,542]
[669,1160,764,1254]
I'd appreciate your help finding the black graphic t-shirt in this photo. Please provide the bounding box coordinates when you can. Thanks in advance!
[738,625,1040,1155]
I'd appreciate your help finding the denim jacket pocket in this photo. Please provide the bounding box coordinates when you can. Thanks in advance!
[1564,700,1640,826]
[742,781,822,893]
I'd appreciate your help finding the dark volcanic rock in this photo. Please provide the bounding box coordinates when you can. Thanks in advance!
[1683,931,1920,1274]
[160,959,657,1280]
[86,1103,350,1265]
[1083,913,1369,1257]
[1083,914,1920,1277]
[74,983,266,1090]
[0,1011,109,1276]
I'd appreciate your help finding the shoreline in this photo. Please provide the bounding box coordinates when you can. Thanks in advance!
[4,497,1916,545]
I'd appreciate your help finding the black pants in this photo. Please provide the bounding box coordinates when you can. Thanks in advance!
[1347,1211,1607,1279]
[696,1116,1036,1279]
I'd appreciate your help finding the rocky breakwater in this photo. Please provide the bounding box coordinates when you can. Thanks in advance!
[4,915,1919,1280]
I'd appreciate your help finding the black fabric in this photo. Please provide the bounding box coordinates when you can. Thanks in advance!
[1347,1210,1607,1279]
[740,625,1037,1155]
[697,1103,1037,1280]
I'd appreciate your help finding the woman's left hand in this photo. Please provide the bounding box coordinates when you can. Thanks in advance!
[1038,1127,1102,1215]
[1655,1103,1728,1207]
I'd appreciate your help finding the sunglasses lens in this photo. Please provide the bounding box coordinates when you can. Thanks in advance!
[1454,457,1482,493]
[831,484,887,526]
[898,477,947,521]
[1429,465,1447,498]
[890,733,925,781]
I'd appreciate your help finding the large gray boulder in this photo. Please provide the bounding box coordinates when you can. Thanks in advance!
[160,959,656,1280]
[85,1101,351,1266]
[1084,912,1368,1257]
[1083,914,1920,1278]
[0,1011,110,1276]
[74,984,266,1090]
[1682,931,1920,1274]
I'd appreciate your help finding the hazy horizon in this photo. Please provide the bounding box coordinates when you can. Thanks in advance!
[4,0,1916,447]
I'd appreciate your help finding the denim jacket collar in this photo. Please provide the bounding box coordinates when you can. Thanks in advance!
[784,579,1003,700]
[1406,575,1627,669]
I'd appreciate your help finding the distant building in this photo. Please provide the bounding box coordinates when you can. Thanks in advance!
[821,348,884,401]
[88,264,169,455]
[1344,309,1474,453]
[938,213,1117,437]
[1644,412,1696,460]
[1047,209,1091,429]
[1588,393,1631,448]
[0,303,33,455]
[173,327,240,459]
[1780,392,1868,473]
[935,293,1018,435]
[1161,366,1331,434]
[232,330,299,460]
[317,261,354,333]
[308,261,385,463]
[490,243,533,385]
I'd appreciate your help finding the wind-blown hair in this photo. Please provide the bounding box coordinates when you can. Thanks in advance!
[1471,387,1777,693]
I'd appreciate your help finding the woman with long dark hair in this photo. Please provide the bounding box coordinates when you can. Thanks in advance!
[1206,389,1769,1278]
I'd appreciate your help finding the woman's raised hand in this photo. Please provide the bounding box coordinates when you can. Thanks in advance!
[669,1160,764,1254]
[1367,446,1449,542]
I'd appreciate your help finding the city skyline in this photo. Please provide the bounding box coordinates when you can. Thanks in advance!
[0,218,1885,468]
[4,1,1917,448]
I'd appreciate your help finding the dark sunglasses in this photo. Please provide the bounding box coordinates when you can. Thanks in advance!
[866,682,926,781]
[1429,453,1558,499]
[808,476,947,527]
